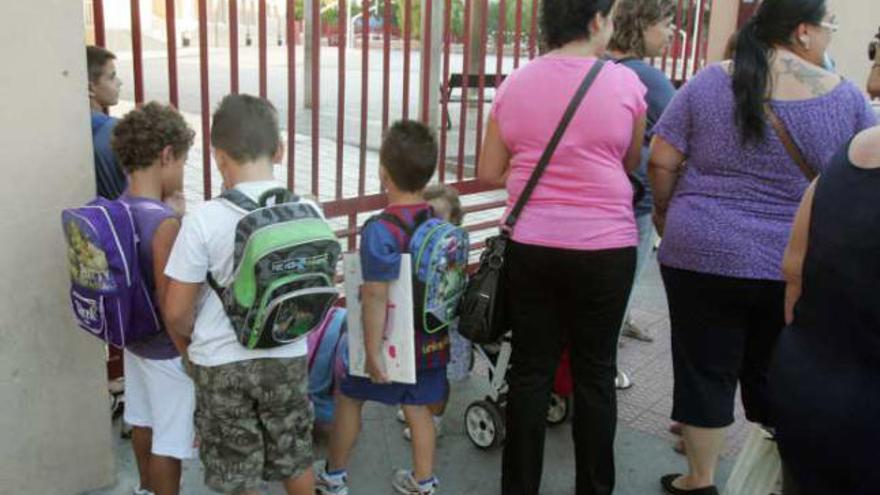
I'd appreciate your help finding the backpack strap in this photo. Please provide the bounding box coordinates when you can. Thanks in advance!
[376,208,433,237]
[258,187,299,207]
[220,188,261,212]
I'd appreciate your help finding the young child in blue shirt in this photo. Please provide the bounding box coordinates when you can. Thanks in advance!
[317,121,449,495]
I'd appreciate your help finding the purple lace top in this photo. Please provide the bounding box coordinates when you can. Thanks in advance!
[653,64,876,280]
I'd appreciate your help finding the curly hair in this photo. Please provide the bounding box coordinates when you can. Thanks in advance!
[112,102,195,173]
[608,0,677,57]
[541,0,616,50]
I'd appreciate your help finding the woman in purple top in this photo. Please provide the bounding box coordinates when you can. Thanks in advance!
[648,1,877,494]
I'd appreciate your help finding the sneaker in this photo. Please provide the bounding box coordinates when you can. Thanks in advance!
[133,488,154,495]
[622,320,655,343]
[392,470,438,495]
[396,408,406,423]
[615,370,634,390]
[402,415,444,441]
[315,461,349,495]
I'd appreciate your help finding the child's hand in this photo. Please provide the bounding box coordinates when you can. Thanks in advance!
[366,353,390,384]
[164,191,186,218]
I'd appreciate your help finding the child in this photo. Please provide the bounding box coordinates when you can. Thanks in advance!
[163,94,317,495]
[111,102,195,495]
[317,121,447,495]
[397,184,470,440]
[87,45,126,200]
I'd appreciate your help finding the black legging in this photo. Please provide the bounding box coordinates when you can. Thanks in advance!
[501,241,635,495]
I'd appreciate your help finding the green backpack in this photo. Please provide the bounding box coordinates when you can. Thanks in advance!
[208,187,341,349]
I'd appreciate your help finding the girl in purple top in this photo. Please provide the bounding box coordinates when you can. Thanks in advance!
[649,1,876,494]
[111,102,195,495]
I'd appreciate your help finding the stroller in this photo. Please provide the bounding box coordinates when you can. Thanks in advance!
[464,332,573,449]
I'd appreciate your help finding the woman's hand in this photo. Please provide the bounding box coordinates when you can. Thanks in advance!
[366,353,390,384]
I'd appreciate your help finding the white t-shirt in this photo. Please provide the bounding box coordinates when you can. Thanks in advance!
[165,180,323,367]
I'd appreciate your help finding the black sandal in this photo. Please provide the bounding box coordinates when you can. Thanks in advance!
[660,474,719,495]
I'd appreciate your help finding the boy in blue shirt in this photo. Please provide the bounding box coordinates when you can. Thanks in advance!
[317,121,449,495]
[86,45,127,199]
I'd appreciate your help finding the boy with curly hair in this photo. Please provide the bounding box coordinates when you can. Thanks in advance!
[111,101,195,495]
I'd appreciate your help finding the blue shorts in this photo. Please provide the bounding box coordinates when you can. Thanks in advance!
[340,367,448,406]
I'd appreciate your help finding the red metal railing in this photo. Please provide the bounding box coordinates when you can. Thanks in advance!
[88,0,713,251]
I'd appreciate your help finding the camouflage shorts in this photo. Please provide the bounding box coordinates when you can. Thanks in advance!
[192,357,314,494]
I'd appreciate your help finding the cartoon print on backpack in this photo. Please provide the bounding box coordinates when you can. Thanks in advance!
[65,218,114,290]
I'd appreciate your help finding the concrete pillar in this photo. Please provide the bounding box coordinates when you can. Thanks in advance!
[418,0,444,130]
[705,0,740,63]
[0,1,115,493]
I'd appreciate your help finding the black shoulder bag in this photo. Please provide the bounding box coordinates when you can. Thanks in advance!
[457,60,606,344]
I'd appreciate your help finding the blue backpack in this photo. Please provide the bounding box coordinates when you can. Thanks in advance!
[377,211,470,335]
[307,307,348,425]
[61,198,162,348]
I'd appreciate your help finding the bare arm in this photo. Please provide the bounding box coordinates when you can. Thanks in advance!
[163,280,201,339]
[361,281,391,383]
[648,136,686,236]
[624,115,648,174]
[782,180,817,325]
[152,218,190,354]
[477,118,512,187]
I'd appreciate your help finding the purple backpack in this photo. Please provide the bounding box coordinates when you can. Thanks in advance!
[62,197,161,348]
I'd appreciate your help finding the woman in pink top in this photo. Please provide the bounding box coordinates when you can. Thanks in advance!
[479,1,647,493]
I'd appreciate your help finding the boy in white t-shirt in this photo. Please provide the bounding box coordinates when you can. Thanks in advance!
[163,94,316,495]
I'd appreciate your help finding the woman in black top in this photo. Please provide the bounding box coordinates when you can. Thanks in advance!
[769,126,880,495]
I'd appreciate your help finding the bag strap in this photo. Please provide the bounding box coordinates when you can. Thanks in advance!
[220,188,261,212]
[764,103,817,181]
[504,60,606,231]
[258,187,298,207]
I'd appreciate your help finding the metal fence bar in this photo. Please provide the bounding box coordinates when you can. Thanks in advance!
[286,0,296,190]
[165,0,179,108]
[259,0,268,98]
[473,0,489,174]
[336,0,348,200]
[529,0,538,59]
[496,0,505,78]
[513,0,522,68]
[671,0,684,81]
[311,0,321,197]
[130,0,145,104]
[420,0,433,124]
[198,0,212,199]
[456,0,472,180]
[438,0,452,182]
[230,0,240,94]
[402,0,412,120]
[682,0,696,79]
[286,0,299,191]
[382,0,392,131]
[93,0,106,47]
[358,0,371,196]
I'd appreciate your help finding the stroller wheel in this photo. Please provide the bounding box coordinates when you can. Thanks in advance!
[546,393,571,426]
[465,400,505,449]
